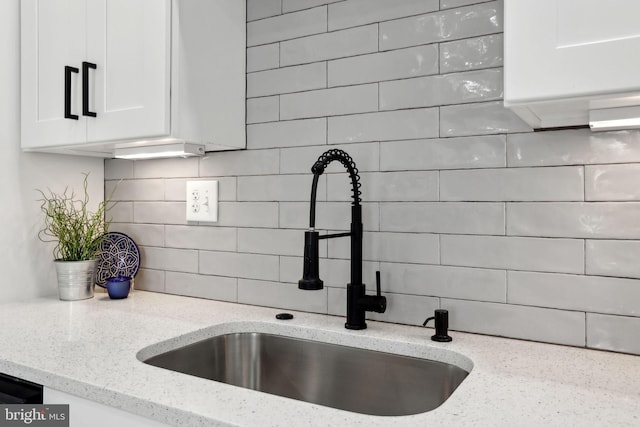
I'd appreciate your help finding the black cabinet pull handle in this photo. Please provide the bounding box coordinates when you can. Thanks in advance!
[82,61,97,117]
[64,65,79,120]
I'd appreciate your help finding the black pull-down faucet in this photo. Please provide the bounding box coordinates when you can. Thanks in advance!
[299,149,387,330]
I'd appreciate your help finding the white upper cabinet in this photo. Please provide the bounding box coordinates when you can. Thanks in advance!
[504,0,640,129]
[21,0,246,157]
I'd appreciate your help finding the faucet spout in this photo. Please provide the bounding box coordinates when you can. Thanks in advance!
[298,149,386,330]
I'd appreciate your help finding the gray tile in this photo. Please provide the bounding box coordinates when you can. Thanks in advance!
[508,271,640,316]
[327,171,438,202]
[440,166,584,201]
[281,25,378,66]
[280,84,378,120]
[109,223,164,247]
[165,225,237,251]
[238,279,327,313]
[141,246,198,273]
[440,0,493,10]
[105,179,164,201]
[200,149,279,177]
[238,228,324,257]
[216,202,279,228]
[237,174,325,202]
[585,164,640,201]
[280,202,379,231]
[320,258,380,288]
[380,202,505,235]
[199,251,279,281]
[280,143,379,174]
[328,45,439,87]
[440,34,503,73]
[247,62,326,97]
[380,135,506,171]
[247,0,281,22]
[247,118,326,149]
[134,202,186,225]
[247,43,280,72]
[133,158,199,178]
[247,7,327,46]
[133,268,165,292]
[441,299,586,347]
[440,101,532,137]
[380,68,503,110]
[506,129,640,167]
[165,272,237,302]
[247,96,279,124]
[507,202,640,239]
[279,256,302,284]
[441,235,584,274]
[381,262,506,302]
[328,0,439,31]
[586,240,640,279]
[587,313,640,355]
[328,232,440,264]
[380,1,503,50]
[106,201,133,223]
[282,0,341,13]
[329,108,438,144]
[105,159,133,179]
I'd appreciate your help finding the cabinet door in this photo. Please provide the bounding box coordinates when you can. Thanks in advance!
[21,0,88,148]
[86,0,170,143]
[505,0,640,104]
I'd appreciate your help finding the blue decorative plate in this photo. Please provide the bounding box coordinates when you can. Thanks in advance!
[96,232,140,288]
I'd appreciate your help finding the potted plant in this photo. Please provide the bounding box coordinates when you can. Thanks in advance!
[37,173,112,301]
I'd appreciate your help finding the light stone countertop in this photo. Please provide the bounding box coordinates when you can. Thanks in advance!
[1,291,639,426]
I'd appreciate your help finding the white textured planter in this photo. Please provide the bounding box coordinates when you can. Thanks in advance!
[54,259,97,301]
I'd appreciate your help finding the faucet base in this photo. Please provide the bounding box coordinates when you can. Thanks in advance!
[345,323,367,330]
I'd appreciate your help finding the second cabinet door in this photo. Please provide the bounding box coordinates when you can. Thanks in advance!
[86,0,170,143]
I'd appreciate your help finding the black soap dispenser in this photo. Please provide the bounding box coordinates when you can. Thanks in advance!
[423,309,452,342]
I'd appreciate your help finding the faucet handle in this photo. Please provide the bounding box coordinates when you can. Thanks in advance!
[375,270,382,297]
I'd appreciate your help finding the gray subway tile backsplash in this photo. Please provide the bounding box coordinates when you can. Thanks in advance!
[102,0,640,356]
[379,1,503,50]
[247,62,326,97]
[379,68,504,110]
[380,135,506,171]
[441,235,584,274]
[280,24,378,66]
[247,6,327,46]
[246,43,279,73]
[440,166,584,201]
[280,84,378,120]
[328,45,439,87]
[328,108,439,144]
[440,34,503,73]
[328,0,439,31]
[440,101,532,137]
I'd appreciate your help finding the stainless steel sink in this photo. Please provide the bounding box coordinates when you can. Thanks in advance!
[142,332,469,416]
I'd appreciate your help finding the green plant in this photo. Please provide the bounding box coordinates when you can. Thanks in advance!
[37,173,113,261]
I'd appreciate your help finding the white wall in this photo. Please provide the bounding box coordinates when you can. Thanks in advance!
[0,0,103,302]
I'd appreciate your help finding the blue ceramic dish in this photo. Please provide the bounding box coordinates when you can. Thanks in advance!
[106,276,131,299]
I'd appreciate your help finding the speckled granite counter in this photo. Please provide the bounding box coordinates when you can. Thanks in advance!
[0,291,639,426]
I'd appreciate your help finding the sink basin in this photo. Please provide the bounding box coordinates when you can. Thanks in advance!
[142,332,469,416]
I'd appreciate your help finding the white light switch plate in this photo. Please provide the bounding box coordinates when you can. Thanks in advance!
[186,181,218,222]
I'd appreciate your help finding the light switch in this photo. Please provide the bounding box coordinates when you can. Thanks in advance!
[186,181,218,222]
